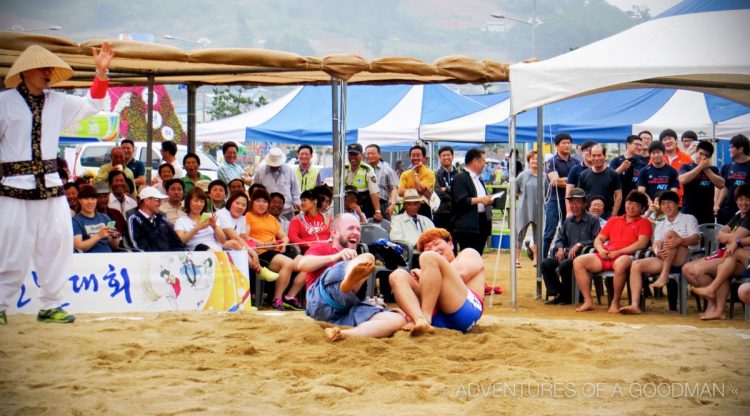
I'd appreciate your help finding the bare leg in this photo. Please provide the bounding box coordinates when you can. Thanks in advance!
[340,253,375,293]
[324,311,406,341]
[608,255,633,313]
[573,254,602,312]
[269,253,294,300]
[620,258,661,314]
[694,249,750,300]
[739,283,750,305]
[651,233,685,288]
[389,269,434,334]
[701,280,730,320]
[418,251,477,319]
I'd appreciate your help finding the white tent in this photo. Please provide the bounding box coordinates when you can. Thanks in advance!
[510,1,750,115]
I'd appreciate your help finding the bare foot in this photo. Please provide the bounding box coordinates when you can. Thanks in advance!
[700,311,726,321]
[340,261,375,293]
[324,327,346,342]
[576,301,596,312]
[607,301,620,314]
[692,286,716,301]
[409,318,436,337]
[401,322,415,332]
[619,305,642,315]
[650,275,669,289]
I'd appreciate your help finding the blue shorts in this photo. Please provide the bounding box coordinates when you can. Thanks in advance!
[432,289,483,332]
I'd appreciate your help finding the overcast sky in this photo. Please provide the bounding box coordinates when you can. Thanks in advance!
[605,0,682,15]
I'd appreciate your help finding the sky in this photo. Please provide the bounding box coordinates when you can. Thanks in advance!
[605,0,682,15]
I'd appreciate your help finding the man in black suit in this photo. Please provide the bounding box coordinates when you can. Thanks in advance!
[451,148,493,255]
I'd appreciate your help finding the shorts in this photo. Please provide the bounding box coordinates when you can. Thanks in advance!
[432,289,484,332]
[258,250,281,266]
[594,253,624,271]
[305,260,389,327]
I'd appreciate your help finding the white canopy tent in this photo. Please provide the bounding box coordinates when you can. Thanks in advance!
[505,0,750,307]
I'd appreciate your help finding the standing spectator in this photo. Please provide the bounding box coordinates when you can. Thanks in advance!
[107,170,137,216]
[577,144,622,219]
[394,160,405,177]
[451,148,492,255]
[94,146,135,190]
[390,189,435,248]
[159,178,186,226]
[660,128,693,203]
[609,135,646,216]
[127,186,186,252]
[573,191,652,312]
[637,141,680,207]
[288,189,331,253]
[681,130,698,157]
[160,140,184,178]
[227,178,247,197]
[294,144,321,192]
[182,152,210,195]
[433,145,459,233]
[205,179,227,213]
[120,139,146,188]
[345,143,382,221]
[637,131,653,164]
[543,133,577,258]
[365,144,399,218]
[565,140,597,215]
[679,140,724,224]
[715,134,750,225]
[217,141,252,186]
[398,144,435,219]
[72,184,121,253]
[516,151,547,266]
[541,188,600,305]
[252,147,301,219]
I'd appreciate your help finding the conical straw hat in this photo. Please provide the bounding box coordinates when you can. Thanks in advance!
[4,45,74,88]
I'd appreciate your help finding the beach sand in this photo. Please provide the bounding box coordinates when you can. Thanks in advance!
[1,252,749,415]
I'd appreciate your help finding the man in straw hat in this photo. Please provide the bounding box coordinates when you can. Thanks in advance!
[0,42,113,325]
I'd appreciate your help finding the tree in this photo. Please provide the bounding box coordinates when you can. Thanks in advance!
[207,86,268,120]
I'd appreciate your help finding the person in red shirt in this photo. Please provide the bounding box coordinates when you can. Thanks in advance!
[659,129,693,204]
[572,191,652,312]
[288,189,331,253]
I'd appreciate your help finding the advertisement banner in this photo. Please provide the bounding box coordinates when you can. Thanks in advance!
[8,251,252,314]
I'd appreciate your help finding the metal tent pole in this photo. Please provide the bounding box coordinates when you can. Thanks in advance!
[331,78,343,215]
[535,107,544,299]
[187,83,197,153]
[509,113,518,310]
[145,75,155,185]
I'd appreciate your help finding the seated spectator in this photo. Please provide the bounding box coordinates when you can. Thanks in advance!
[315,185,334,223]
[206,179,227,213]
[94,181,128,241]
[573,191,652,312]
[175,187,233,251]
[246,189,297,311]
[182,152,210,194]
[344,185,367,223]
[159,178,186,226]
[228,178,247,196]
[541,188,601,305]
[269,192,290,233]
[288,189,331,253]
[618,190,700,315]
[390,189,435,248]
[587,195,608,228]
[127,186,186,252]
[644,192,666,224]
[683,184,750,320]
[94,146,135,193]
[107,170,137,216]
[72,184,121,253]
[215,192,264,277]
[64,182,79,215]
[153,163,175,195]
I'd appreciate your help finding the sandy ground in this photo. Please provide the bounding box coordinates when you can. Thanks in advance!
[1,252,749,415]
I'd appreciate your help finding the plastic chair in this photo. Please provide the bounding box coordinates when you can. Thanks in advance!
[367,217,391,233]
[359,223,412,298]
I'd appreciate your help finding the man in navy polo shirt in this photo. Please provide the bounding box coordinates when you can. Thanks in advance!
[610,135,646,216]
[715,134,750,225]
[679,140,724,225]
[637,141,679,206]
[542,133,578,258]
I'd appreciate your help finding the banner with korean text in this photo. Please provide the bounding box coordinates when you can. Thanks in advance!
[9,251,252,314]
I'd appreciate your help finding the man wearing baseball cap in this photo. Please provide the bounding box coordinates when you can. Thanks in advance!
[127,187,186,252]
[540,188,601,305]
[0,42,114,325]
[345,143,382,221]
